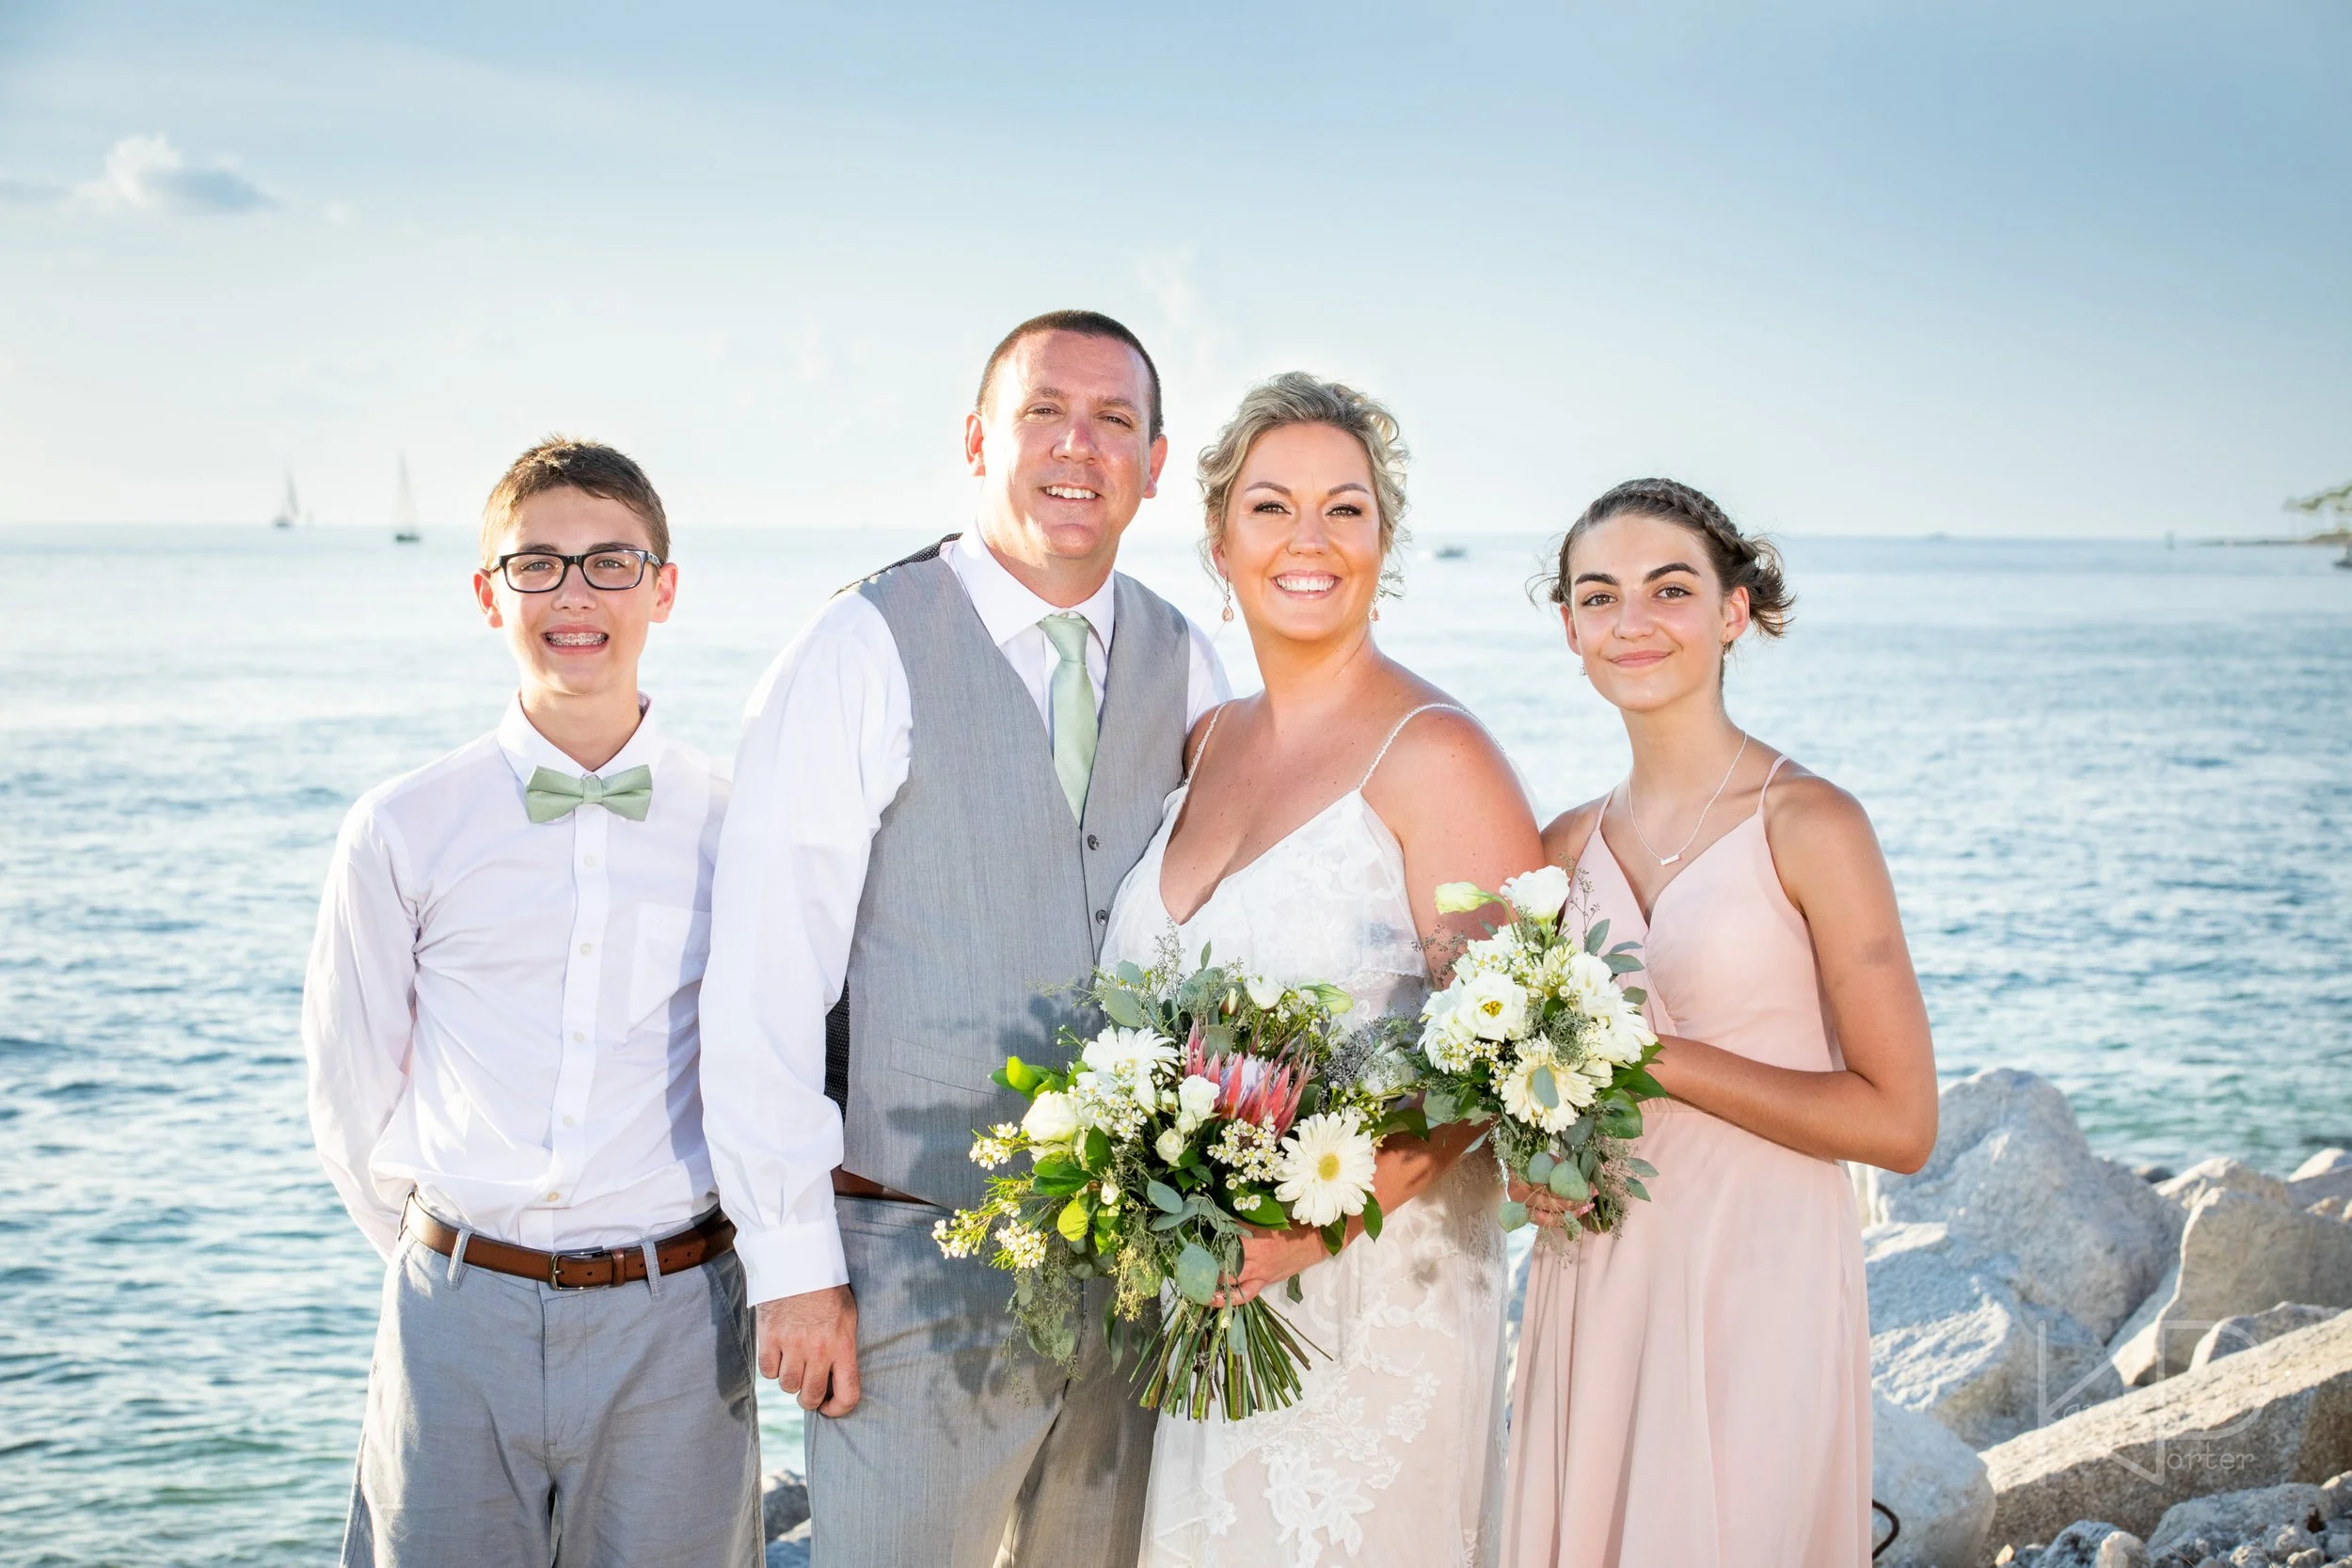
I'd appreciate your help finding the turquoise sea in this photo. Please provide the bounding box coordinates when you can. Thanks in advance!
[2,525,2347,1565]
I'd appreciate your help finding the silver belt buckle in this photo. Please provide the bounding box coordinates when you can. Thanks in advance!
[548,1246,619,1291]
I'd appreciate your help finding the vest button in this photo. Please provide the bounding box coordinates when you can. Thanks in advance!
[1086,834,1100,850]
[1096,910,1109,924]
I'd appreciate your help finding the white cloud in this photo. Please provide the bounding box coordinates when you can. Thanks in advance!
[75,134,276,216]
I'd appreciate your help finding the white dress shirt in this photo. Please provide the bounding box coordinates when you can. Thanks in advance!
[303,697,730,1259]
[701,530,1229,1304]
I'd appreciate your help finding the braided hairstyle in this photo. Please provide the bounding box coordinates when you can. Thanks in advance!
[1541,478,1792,639]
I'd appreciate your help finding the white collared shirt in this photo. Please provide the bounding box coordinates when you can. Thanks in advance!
[302,697,730,1259]
[700,530,1228,1304]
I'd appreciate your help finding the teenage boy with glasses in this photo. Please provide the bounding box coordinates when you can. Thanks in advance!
[302,437,757,1566]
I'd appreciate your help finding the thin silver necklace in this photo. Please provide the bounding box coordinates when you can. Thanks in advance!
[1626,732,1750,867]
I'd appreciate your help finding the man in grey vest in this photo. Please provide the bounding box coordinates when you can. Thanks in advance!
[701,309,1228,1567]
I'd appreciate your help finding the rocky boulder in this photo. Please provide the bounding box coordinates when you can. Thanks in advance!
[2154,1157,2287,1212]
[2133,1191,2352,1381]
[1979,1310,2352,1552]
[1868,1220,2122,1449]
[1863,1069,2181,1342]
[1871,1391,1994,1567]
[2292,1148,2352,1214]
[2188,1304,2344,1372]
[761,1467,809,1541]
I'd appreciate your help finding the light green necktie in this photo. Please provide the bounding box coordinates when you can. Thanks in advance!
[1041,612,1098,822]
[523,765,654,823]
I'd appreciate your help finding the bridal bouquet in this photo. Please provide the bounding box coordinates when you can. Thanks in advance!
[933,941,1421,1421]
[1412,866,1667,1234]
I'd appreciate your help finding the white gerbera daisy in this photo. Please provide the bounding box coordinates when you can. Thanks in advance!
[1499,1052,1594,1133]
[1274,1111,1378,1228]
[1081,1026,1180,1075]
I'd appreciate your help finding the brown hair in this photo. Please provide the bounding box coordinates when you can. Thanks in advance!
[1541,477,1791,637]
[974,309,1164,441]
[1197,372,1411,599]
[480,437,669,563]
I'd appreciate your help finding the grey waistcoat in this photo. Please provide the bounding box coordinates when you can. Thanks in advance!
[834,539,1190,1212]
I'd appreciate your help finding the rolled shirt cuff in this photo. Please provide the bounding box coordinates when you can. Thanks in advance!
[735,1212,851,1305]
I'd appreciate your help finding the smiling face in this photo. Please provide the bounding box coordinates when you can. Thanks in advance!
[1560,511,1751,715]
[964,329,1167,589]
[472,485,676,706]
[1213,421,1385,647]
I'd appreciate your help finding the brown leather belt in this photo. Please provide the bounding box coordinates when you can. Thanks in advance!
[407,1206,736,1291]
[832,1170,929,1204]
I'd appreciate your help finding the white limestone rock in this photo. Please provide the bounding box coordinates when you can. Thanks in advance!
[1865,1069,2183,1342]
[2144,1483,2330,1564]
[2159,1159,2289,1212]
[1868,1221,2122,1449]
[2291,1150,2352,1216]
[2192,1307,2347,1373]
[1871,1391,1994,1567]
[2141,1193,2352,1380]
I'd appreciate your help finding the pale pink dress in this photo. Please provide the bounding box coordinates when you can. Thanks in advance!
[1502,758,1871,1568]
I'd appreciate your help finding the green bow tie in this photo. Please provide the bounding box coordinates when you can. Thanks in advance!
[524,765,654,823]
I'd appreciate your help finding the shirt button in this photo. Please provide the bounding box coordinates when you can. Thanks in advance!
[1096,909,1109,924]
[582,854,598,868]
[572,1031,585,1043]
[1086,834,1100,851]
[545,1191,561,1202]
[579,942,594,956]
[563,1116,576,1128]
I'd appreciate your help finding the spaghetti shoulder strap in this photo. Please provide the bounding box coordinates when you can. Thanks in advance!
[1184,702,1231,781]
[1755,752,1792,817]
[1359,703,1466,790]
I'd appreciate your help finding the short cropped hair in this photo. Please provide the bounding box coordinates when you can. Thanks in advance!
[480,437,670,563]
[974,309,1164,441]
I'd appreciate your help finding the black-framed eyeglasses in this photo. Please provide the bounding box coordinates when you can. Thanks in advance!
[485,547,664,593]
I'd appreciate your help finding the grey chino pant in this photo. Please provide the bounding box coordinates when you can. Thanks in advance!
[342,1222,762,1568]
[808,1196,1157,1568]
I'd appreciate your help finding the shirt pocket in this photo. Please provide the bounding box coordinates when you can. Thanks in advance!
[628,903,711,1036]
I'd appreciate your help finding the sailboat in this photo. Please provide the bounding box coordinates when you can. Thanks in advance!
[270,469,305,530]
[391,457,422,545]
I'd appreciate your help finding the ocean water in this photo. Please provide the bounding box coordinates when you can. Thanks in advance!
[2,524,2346,1565]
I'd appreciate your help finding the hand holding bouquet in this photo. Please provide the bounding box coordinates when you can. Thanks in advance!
[1413,865,1666,1234]
[934,942,1422,1420]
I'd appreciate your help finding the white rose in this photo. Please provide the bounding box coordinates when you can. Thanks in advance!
[1176,1073,1220,1130]
[1563,950,1616,1010]
[1456,971,1530,1042]
[1244,974,1283,1010]
[1021,1090,1080,1146]
[1155,1128,1188,1164]
[1501,864,1571,922]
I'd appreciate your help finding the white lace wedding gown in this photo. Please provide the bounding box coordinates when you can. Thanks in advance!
[1100,705,1509,1568]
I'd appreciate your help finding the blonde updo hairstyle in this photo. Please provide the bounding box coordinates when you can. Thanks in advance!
[1197,372,1411,599]
[1542,477,1793,639]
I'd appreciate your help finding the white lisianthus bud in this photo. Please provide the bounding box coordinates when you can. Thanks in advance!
[1098,1180,1121,1209]
[1244,974,1283,1009]
[1155,1128,1188,1164]
[1176,1073,1219,1131]
[1021,1090,1080,1146]
[1501,864,1571,923]
[1434,881,1501,915]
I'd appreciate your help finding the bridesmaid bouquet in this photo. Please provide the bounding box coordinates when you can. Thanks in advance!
[1411,866,1668,1234]
[932,942,1422,1421]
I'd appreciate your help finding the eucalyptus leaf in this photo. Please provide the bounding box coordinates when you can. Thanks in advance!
[1498,1198,1530,1230]
[1102,988,1150,1030]
[1114,960,1147,987]
[1524,1150,1557,1183]
[1604,952,1645,974]
[1422,1089,1461,1126]
[1147,1179,1184,1214]
[1625,1178,1651,1202]
[1549,1162,1589,1203]
[1626,1158,1658,1178]
[1619,987,1647,1007]
[1530,1065,1561,1111]
[1173,1243,1221,1305]
[1583,917,1612,956]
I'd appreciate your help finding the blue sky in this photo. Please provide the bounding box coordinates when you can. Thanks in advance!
[1,1,2345,537]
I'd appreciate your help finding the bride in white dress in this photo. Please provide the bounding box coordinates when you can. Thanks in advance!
[1100,373,1544,1568]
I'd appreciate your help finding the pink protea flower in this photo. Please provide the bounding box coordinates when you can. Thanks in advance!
[1184,1022,1310,1137]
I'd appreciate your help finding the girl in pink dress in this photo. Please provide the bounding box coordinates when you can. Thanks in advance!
[1501,479,1940,1568]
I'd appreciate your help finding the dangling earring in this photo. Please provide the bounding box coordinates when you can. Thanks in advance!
[1370,595,1382,623]
[1219,578,1233,623]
